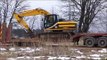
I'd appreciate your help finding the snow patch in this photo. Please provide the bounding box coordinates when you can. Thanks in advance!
[9,48,16,51]
[98,48,107,53]
[0,48,6,51]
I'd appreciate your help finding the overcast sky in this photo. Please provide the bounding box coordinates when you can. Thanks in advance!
[26,0,61,14]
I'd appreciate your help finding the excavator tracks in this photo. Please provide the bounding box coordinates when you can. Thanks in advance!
[37,32,74,42]
[8,32,75,47]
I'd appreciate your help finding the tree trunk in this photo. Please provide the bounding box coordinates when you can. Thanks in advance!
[78,0,86,33]
[82,23,90,32]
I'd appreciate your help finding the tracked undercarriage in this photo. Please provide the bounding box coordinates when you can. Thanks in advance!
[38,32,74,42]
[7,31,75,47]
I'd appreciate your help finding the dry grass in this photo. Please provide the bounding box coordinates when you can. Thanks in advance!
[0,37,107,60]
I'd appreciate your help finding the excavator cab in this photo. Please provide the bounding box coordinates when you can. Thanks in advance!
[44,14,58,28]
[43,14,77,31]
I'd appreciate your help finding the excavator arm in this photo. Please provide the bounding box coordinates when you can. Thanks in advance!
[14,8,50,37]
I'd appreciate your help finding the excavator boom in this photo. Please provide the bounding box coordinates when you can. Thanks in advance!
[14,8,50,35]
[18,8,50,16]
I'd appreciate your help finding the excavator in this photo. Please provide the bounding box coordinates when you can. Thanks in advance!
[14,8,77,40]
[0,8,106,47]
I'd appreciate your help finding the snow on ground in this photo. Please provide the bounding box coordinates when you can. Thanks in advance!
[7,56,71,60]
[0,47,107,60]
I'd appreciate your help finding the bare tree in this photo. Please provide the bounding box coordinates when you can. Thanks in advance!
[0,0,28,26]
[61,0,107,33]
[78,0,107,32]
[90,9,107,32]
[60,0,79,20]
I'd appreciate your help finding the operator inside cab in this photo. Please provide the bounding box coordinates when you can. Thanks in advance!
[44,14,65,28]
[44,14,57,28]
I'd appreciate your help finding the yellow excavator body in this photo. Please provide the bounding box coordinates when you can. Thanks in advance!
[45,21,77,31]
[14,8,77,36]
